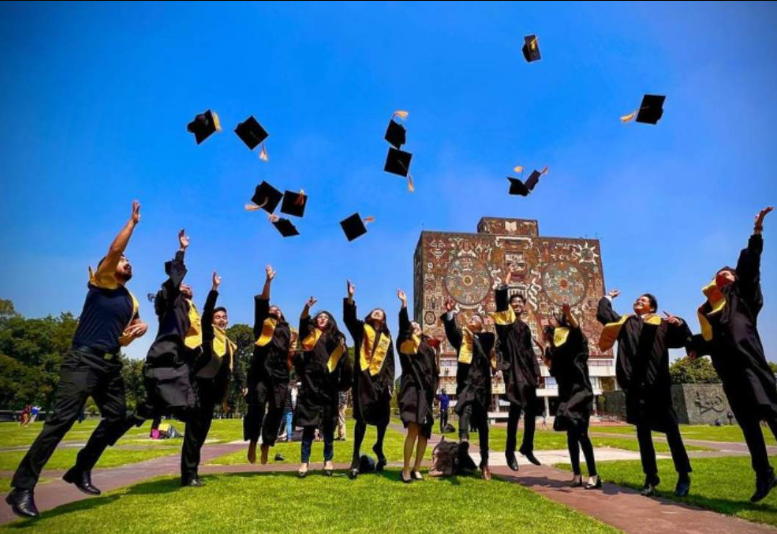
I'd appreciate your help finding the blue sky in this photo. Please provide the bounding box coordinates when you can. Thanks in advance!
[1,1,775,361]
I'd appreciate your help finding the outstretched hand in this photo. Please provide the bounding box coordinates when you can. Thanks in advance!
[130,201,141,225]
[347,279,355,297]
[755,206,774,234]
[663,311,682,326]
[397,289,407,303]
[212,271,221,290]
[444,297,456,313]
[178,229,190,250]
[266,265,276,282]
[306,296,318,308]
[608,289,621,299]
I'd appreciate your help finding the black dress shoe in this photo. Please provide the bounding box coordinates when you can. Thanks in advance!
[751,472,777,503]
[373,445,387,472]
[505,452,520,472]
[5,489,40,519]
[63,468,101,496]
[675,476,691,497]
[571,476,583,488]
[324,469,333,477]
[181,477,204,487]
[400,472,413,484]
[519,447,541,466]
[348,468,359,480]
[640,476,660,497]
[585,476,602,490]
[411,471,423,481]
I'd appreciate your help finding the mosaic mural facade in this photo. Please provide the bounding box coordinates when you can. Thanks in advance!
[414,217,617,405]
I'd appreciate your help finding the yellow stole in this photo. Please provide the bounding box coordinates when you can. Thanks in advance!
[458,328,475,364]
[184,300,203,349]
[698,280,727,341]
[400,334,422,355]
[554,327,570,348]
[214,326,237,370]
[89,267,140,347]
[301,328,345,373]
[255,317,279,347]
[490,307,516,326]
[599,313,661,351]
[360,324,391,376]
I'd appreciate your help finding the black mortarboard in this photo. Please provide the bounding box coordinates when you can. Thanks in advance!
[272,217,299,237]
[507,168,546,196]
[522,35,541,63]
[187,110,221,145]
[358,455,376,474]
[280,190,308,218]
[247,181,283,213]
[384,147,412,177]
[235,116,269,150]
[385,119,406,149]
[340,213,370,242]
[636,94,666,125]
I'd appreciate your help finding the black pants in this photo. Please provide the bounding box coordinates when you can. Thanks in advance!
[12,350,127,490]
[244,381,287,447]
[734,409,777,480]
[440,408,449,433]
[506,403,536,455]
[351,421,387,465]
[181,376,223,482]
[567,421,597,476]
[636,420,691,478]
[458,404,489,465]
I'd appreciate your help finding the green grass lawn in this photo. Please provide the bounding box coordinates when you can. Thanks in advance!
[0,447,181,472]
[590,423,777,445]
[556,455,777,528]
[0,471,621,534]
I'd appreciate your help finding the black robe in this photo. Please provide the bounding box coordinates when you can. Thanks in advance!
[191,290,243,401]
[546,326,593,432]
[396,307,439,431]
[493,285,540,409]
[597,297,691,432]
[344,299,396,426]
[441,312,496,416]
[248,296,291,409]
[143,250,199,418]
[693,234,777,420]
[294,313,353,428]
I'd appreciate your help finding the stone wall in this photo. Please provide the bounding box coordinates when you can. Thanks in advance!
[601,384,735,425]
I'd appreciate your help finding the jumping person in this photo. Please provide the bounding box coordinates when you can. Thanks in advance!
[396,289,439,483]
[343,280,395,480]
[7,201,147,519]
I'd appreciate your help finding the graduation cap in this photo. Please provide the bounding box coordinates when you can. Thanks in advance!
[187,110,221,144]
[245,181,283,213]
[235,116,270,157]
[385,119,407,149]
[507,166,548,196]
[340,213,375,242]
[384,147,415,192]
[621,94,666,125]
[522,34,541,63]
[270,215,300,237]
[280,190,308,218]
[358,455,376,474]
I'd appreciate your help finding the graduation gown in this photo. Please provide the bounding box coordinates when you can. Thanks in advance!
[693,234,777,420]
[597,297,691,432]
[492,285,541,408]
[344,299,396,426]
[143,250,200,418]
[396,307,439,432]
[441,312,496,416]
[294,314,353,428]
[191,290,242,401]
[546,326,593,432]
[248,296,291,408]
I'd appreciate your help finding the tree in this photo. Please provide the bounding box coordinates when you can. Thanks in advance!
[224,323,254,417]
[121,356,146,411]
[769,362,777,375]
[670,356,721,384]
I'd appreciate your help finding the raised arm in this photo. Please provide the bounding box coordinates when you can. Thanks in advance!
[254,266,275,338]
[159,230,189,305]
[397,290,411,341]
[736,207,771,313]
[94,201,141,287]
[562,303,579,330]
[299,296,318,339]
[342,280,362,339]
[663,312,693,350]
[596,290,621,325]
[441,297,462,351]
[202,271,220,342]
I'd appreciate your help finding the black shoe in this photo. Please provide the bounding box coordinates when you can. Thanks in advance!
[675,475,691,497]
[5,489,39,519]
[63,468,101,496]
[181,477,204,487]
[751,472,777,503]
[411,471,423,481]
[519,447,541,466]
[298,470,308,479]
[373,445,387,472]
[640,476,660,497]
[585,476,602,490]
[348,467,359,480]
[400,471,413,484]
[571,476,583,488]
[505,452,519,472]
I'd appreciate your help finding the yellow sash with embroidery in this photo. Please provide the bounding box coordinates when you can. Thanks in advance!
[554,327,570,348]
[360,324,391,376]
[89,266,140,347]
[255,317,278,347]
[400,334,422,355]
[698,280,727,341]
[214,326,237,367]
[458,328,475,364]
[300,328,345,373]
[490,306,516,326]
[184,300,203,349]
[599,313,661,351]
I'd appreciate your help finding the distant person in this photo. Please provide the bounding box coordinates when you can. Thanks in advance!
[19,405,31,427]
[437,390,450,434]
[280,382,298,442]
[690,207,777,503]
[336,389,349,441]
[29,406,40,424]
[77,409,86,425]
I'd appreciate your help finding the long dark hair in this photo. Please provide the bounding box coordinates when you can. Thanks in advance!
[314,311,347,344]
[363,308,390,334]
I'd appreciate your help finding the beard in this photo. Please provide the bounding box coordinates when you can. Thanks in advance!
[116,269,133,283]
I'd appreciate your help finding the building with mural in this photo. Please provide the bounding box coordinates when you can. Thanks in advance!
[413,217,617,416]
